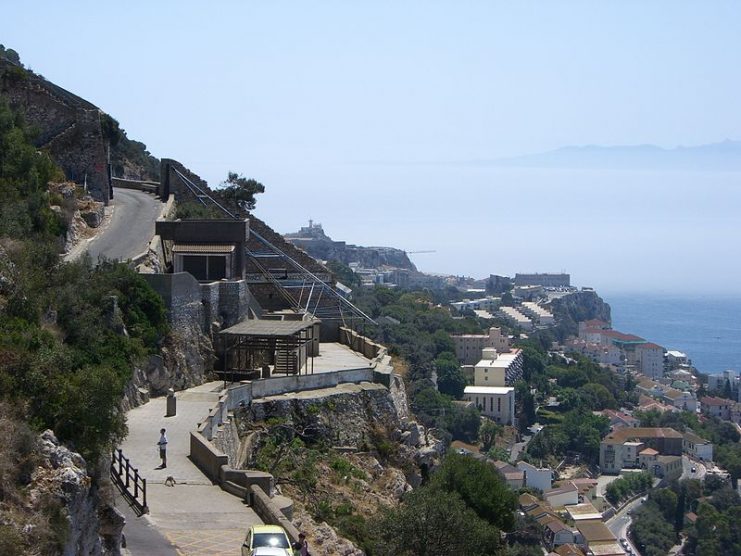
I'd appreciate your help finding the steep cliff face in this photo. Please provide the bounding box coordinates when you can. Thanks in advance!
[546,290,612,338]
[122,321,214,411]
[233,380,443,556]
[0,58,110,203]
[284,223,417,271]
[34,431,124,556]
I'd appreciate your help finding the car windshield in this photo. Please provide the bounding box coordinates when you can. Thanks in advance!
[253,533,289,549]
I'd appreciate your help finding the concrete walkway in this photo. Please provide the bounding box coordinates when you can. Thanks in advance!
[303,342,371,374]
[120,381,262,555]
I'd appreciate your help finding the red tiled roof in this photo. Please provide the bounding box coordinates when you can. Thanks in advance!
[602,330,645,342]
[701,396,733,406]
[638,342,664,350]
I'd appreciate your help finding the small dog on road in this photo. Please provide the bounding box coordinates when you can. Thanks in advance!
[164,476,176,487]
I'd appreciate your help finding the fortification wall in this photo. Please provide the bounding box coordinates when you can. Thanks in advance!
[0,59,111,203]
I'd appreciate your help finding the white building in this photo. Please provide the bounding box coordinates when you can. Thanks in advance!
[707,370,740,400]
[520,301,555,326]
[450,296,501,314]
[544,481,579,507]
[635,342,665,379]
[498,306,533,329]
[517,461,553,491]
[473,348,524,386]
[662,389,699,412]
[463,386,515,425]
[683,431,713,461]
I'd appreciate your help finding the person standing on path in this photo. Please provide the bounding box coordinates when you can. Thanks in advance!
[157,428,168,468]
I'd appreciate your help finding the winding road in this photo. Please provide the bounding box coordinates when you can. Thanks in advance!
[83,188,163,262]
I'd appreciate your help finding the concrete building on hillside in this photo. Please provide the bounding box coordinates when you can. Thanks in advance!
[599,427,683,474]
[600,409,639,431]
[661,388,698,412]
[565,339,623,366]
[635,342,665,379]
[543,519,580,550]
[473,348,524,386]
[515,273,571,287]
[451,327,510,365]
[544,481,579,507]
[683,431,713,461]
[666,350,690,369]
[707,370,740,401]
[499,306,533,329]
[517,461,553,491]
[492,460,525,489]
[463,386,515,425]
[521,301,556,325]
[701,396,734,420]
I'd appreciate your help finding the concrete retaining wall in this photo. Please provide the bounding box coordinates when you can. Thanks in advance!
[250,369,375,398]
[339,327,385,360]
[190,430,228,481]
[188,333,393,528]
[250,485,301,544]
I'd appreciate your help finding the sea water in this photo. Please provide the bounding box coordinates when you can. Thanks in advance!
[605,293,741,375]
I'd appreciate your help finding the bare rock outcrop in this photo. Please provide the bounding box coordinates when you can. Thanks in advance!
[31,430,124,556]
[122,321,214,411]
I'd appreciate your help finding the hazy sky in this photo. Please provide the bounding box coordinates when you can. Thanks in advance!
[2,2,741,293]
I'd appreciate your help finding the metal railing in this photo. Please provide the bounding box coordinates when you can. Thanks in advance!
[111,448,149,515]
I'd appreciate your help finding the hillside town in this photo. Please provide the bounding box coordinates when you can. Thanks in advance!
[1,21,740,556]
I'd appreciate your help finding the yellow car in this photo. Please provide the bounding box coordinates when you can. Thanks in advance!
[241,525,293,556]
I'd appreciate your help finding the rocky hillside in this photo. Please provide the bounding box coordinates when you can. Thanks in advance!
[546,289,612,338]
[284,222,417,271]
[0,50,159,203]
[230,380,444,555]
[0,407,123,556]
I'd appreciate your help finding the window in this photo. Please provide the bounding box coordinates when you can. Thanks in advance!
[498,397,501,412]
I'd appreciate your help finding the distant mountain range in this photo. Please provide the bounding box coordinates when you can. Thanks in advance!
[485,140,741,171]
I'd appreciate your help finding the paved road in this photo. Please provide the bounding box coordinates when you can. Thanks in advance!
[607,497,644,555]
[86,188,162,262]
[680,454,707,481]
[119,382,262,555]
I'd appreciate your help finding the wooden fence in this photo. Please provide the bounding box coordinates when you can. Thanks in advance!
[111,448,149,515]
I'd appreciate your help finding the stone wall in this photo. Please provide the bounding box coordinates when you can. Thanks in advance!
[0,59,111,203]
[142,272,206,331]
[33,431,124,556]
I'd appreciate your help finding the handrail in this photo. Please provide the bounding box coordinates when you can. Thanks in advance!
[111,448,149,515]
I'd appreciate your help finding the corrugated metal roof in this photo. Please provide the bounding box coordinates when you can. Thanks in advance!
[172,243,235,253]
[220,319,314,337]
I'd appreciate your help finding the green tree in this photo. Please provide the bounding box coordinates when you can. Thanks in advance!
[479,419,502,452]
[219,171,265,212]
[430,452,517,531]
[651,488,678,522]
[435,357,466,399]
[371,487,500,556]
[675,488,686,533]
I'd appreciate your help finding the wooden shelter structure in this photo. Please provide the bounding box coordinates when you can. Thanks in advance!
[219,319,319,380]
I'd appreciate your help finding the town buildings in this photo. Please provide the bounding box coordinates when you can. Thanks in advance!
[515,273,571,288]
[576,321,665,378]
[473,348,524,386]
[499,305,534,329]
[451,326,511,365]
[599,427,683,474]
[462,386,515,425]
[700,396,734,420]
[683,430,714,461]
[517,460,553,491]
[521,301,556,325]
